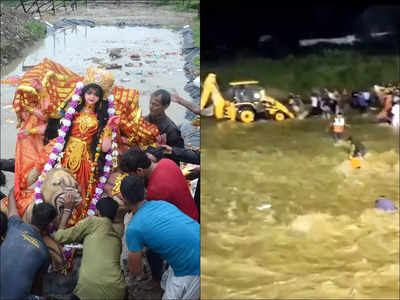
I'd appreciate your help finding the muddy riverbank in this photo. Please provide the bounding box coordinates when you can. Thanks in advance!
[0,3,46,66]
[40,2,197,27]
[1,2,197,68]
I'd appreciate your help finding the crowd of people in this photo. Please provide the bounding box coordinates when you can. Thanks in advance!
[286,83,399,165]
[0,60,201,300]
[288,83,400,128]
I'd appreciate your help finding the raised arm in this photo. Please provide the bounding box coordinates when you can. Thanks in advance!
[171,92,200,115]
[58,193,76,230]
[54,194,91,243]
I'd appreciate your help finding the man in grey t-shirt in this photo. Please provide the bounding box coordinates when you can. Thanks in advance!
[0,188,56,299]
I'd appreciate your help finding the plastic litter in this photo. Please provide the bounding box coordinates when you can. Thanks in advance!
[193,76,200,88]
[257,204,272,210]
[63,244,83,250]
[104,63,122,70]
[109,48,123,59]
[375,196,398,212]
[130,54,141,60]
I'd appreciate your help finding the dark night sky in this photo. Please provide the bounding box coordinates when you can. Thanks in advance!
[200,2,400,60]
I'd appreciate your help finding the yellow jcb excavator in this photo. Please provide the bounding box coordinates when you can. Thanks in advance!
[200,73,294,123]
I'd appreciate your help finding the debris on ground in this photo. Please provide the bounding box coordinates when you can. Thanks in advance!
[130,54,141,60]
[84,57,104,64]
[22,65,36,71]
[102,63,122,69]
[109,48,123,59]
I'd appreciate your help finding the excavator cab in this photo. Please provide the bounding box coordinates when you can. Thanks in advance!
[201,73,294,123]
[225,81,263,103]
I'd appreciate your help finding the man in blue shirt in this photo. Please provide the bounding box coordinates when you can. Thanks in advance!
[120,176,200,300]
[0,188,57,300]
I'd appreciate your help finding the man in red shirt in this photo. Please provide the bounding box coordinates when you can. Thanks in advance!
[119,146,198,222]
[119,146,199,291]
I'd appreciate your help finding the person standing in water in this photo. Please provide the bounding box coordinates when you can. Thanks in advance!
[330,112,349,142]
[346,136,366,159]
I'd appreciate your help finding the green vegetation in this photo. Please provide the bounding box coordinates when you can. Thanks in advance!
[173,0,199,13]
[166,25,181,30]
[194,55,200,68]
[24,22,46,38]
[191,15,199,70]
[154,0,199,13]
[202,49,399,97]
[3,0,20,7]
[192,23,199,47]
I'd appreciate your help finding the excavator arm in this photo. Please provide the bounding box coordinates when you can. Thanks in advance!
[201,73,236,120]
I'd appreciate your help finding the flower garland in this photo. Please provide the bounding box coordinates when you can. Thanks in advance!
[86,93,117,216]
[34,83,118,219]
[34,82,84,204]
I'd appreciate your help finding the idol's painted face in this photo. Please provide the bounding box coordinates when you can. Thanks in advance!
[84,88,100,106]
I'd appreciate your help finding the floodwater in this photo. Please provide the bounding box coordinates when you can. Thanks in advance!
[1,25,188,190]
[201,115,399,299]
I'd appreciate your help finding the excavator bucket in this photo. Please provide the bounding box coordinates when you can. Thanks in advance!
[201,73,237,121]
[201,73,218,110]
[264,95,295,119]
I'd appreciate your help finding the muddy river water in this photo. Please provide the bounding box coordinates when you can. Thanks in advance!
[201,115,399,298]
[1,25,189,190]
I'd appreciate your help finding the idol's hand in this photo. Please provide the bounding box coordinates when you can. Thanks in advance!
[30,78,43,91]
[18,128,29,139]
[41,97,50,112]
[21,111,29,121]
[107,116,120,129]
[33,108,46,121]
